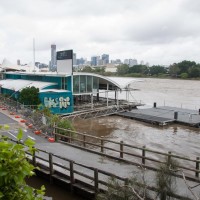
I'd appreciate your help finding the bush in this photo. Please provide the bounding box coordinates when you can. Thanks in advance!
[0,127,45,199]
[180,73,188,79]
[57,119,75,137]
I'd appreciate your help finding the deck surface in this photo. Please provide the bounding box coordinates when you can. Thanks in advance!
[117,106,200,126]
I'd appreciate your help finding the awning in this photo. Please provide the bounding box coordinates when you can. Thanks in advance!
[0,79,57,91]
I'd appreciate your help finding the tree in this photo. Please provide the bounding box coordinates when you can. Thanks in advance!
[129,65,149,75]
[149,65,167,76]
[19,86,41,106]
[168,63,180,77]
[188,66,200,78]
[177,60,196,74]
[81,66,93,73]
[117,64,129,75]
[0,126,45,199]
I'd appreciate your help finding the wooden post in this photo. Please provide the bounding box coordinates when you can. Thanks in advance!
[120,141,124,158]
[124,178,129,198]
[142,145,146,165]
[160,191,167,200]
[94,168,99,195]
[174,112,178,120]
[53,123,58,142]
[196,157,200,177]
[70,161,75,192]
[32,150,36,167]
[49,153,54,184]
[167,151,172,165]
[83,135,86,147]
[101,137,104,153]
[68,131,71,143]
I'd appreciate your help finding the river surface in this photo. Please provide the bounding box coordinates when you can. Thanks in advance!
[73,78,200,157]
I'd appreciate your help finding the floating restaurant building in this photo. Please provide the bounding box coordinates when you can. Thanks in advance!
[0,50,139,114]
[0,71,139,114]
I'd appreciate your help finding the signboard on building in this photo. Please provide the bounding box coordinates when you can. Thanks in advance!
[57,50,73,74]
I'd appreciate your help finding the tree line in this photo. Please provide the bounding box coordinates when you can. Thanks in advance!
[77,60,200,79]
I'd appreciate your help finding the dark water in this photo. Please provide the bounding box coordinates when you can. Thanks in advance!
[27,176,84,200]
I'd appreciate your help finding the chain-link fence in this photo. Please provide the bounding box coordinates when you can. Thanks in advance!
[0,95,54,136]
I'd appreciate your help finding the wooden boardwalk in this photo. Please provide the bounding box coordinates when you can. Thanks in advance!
[117,106,200,127]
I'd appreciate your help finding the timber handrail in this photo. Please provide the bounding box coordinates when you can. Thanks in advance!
[53,126,200,179]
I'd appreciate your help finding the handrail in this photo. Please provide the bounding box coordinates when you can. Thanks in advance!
[53,126,200,179]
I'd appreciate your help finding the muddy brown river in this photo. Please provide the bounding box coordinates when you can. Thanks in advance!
[73,78,200,156]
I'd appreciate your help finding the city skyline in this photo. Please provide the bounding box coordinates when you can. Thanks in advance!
[0,0,200,66]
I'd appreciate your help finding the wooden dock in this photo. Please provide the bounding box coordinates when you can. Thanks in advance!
[117,106,200,127]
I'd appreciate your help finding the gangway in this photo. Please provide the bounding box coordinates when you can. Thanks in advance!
[62,102,141,120]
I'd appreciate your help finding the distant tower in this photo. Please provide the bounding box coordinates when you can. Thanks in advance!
[51,44,56,71]
[73,53,77,66]
[17,59,20,65]
[102,54,109,65]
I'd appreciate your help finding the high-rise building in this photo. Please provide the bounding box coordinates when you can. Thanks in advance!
[73,53,77,66]
[102,54,109,65]
[17,59,20,65]
[91,56,100,66]
[129,59,137,66]
[124,59,138,66]
[50,44,56,71]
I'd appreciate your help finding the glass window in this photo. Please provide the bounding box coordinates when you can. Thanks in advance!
[87,76,92,93]
[73,75,79,93]
[80,75,86,93]
[93,77,98,90]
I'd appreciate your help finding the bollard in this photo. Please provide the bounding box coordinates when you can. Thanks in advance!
[153,102,157,108]
[199,109,200,115]
[174,112,178,120]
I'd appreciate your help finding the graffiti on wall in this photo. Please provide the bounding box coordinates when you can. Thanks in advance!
[44,97,70,109]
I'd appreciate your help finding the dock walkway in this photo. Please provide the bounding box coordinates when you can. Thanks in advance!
[117,106,200,127]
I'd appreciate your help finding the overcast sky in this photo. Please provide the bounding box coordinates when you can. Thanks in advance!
[0,0,200,66]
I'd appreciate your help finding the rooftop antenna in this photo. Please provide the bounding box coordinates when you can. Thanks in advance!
[33,38,35,72]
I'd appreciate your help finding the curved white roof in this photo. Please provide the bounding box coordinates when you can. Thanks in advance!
[73,73,142,89]
[3,71,142,90]
[0,79,57,91]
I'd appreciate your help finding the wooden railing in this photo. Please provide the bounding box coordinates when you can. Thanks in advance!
[54,126,200,181]
[5,138,195,199]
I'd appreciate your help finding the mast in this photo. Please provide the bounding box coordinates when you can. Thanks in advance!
[33,38,35,71]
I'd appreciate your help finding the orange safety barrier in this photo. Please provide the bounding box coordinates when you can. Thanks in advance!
[48,137,55,142]
[34,130,41,135]
[28,124,33,128]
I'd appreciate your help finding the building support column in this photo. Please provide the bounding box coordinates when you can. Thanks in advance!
[107,83,109,107]
[91,93,94,110]
[116,89,119,110]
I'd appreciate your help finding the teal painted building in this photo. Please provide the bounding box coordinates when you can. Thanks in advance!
[0,71,130,114]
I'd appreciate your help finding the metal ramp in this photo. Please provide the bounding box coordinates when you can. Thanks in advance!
[62,105,129,120]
